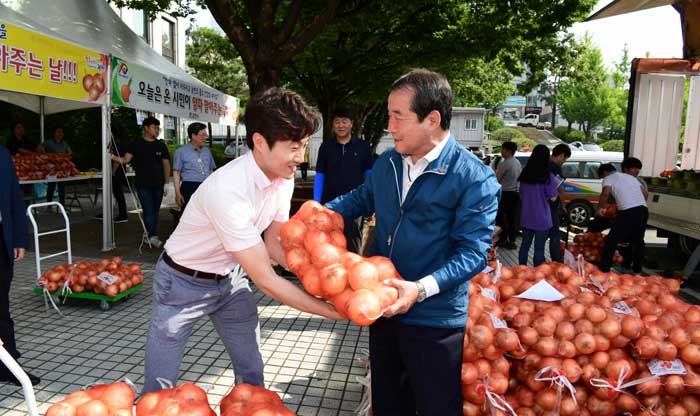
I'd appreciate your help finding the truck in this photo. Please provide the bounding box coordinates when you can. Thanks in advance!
[517,113,540,127]
[626,58,700,280]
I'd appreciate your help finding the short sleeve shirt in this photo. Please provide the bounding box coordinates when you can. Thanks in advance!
[602,172,647,210]
[549,161,565,206]
[127,139,170,187]
[173,143,216,183]
[497,156,521,192]
[43,139,70,154]
[519,174,559,231]
[164,152,294,275]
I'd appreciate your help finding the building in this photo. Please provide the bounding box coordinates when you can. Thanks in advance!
[110,5,187,142]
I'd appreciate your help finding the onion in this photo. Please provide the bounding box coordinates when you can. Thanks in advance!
[621,316,644,340]
[615,394,639,413]
[681,344,700,365]
[586,305,607,323]
[494,330,520,352]
[593,334,610,352]
[475,359,491,379]
[555,321,576,341]
[515,386,534,407]
[518,327,538,347]
[562,358,583,383]
[491,356,510,375]
[558,340,577,358]
[682,396,700,415]
[461,362,477,385]
[666,375,686,396]
[668,403,690,416]
[535,337,558,356]
[670,328,691,348]
[567,303,585,320]
[591,351,610,369]
[634,336,658,358]
[599,318,621,339]
[534,315,557,337]
[605,359,630,380]
[512,312,532,329]
[574,333,596,355]
[469,325,494,350]
[535,388,558,411]
[635,371,661,395]
[658,341,678,360]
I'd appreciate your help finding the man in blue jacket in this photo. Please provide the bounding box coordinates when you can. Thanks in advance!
[326,69,500,415]
[0,144,40,386]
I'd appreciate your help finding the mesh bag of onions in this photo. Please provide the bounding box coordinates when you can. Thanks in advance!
[280,201,402,326]
[461,259,700,416]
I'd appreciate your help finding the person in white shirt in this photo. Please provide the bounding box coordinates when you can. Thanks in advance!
[597,159,649,273]
[142,88,343,394]
[495,141,522,249]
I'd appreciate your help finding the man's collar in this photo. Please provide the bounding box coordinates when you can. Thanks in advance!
[247,152,287,190]
[405,131,450,165]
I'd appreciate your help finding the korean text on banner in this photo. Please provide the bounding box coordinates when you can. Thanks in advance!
[0,21,109,104]
[111,56,239,126]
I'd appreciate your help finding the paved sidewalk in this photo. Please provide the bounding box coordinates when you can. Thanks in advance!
[0,256,368,415]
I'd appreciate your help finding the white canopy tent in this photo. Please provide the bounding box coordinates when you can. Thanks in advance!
[0,0,236,251]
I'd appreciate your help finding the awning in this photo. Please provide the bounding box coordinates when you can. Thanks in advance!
[586,0,675,21]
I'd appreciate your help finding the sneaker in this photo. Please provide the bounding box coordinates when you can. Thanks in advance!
[0,370,40,386]
[148,236,163,248]
[114,216,128,223]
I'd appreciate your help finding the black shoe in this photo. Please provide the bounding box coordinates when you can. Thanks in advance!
[0,370,40,386]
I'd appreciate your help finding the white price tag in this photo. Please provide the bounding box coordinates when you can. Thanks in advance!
[493,260,502,284]
[648,359,687,376]
[489,313,508,329]
[613,301,633,315]
[480,287,498,302]
[97,272,117,285]
[515,280,565,302]
[482,266,494,274]
[564,249,576,271]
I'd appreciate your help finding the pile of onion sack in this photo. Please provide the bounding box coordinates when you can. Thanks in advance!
[562,232,624,264]
[461,260,700,416]
[13,152,79,181]
[39,256,144,296]
[281,201,401,326]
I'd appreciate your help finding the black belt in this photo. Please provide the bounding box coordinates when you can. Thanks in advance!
[162,252,227,280]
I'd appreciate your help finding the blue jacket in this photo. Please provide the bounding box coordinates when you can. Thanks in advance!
[0,144,28,268]
[326,136,500,328]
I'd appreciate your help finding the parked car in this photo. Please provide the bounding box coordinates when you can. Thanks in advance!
[490,151,624,226]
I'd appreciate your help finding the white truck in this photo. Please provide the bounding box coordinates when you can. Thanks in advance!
[517,113,539,127]
[626,58,700,279]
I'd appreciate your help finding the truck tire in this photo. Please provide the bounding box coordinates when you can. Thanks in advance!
[670,234,700,256]
[567,201,593,226]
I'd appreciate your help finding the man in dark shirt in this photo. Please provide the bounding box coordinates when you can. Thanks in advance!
[111,117,171,247]
[548,144,571,262]
[6,121,38,155]
[313,109,373,252]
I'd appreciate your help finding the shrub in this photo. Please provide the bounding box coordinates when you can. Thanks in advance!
[601,139,624,152]
[485,115,505,132]
[513,137,536,151]
[567,130,586,143]
[552,126,569,141]
[492,127,525,143]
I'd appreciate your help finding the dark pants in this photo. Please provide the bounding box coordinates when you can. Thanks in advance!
[548,202,562,262]
[0,225,20,376]
[46,182,65,206]
[519,228,548,266]
[300,162,309,181]
[180,181,202,209]
[496,191,519,244]
[600,205,648,272]
[369,318,464,416]
[344,217,363,254]
[113,172,127,219]
[137,185,164,238]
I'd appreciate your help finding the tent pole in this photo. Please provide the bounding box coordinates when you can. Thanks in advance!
[39,96,45,143]
[101,60,114,251]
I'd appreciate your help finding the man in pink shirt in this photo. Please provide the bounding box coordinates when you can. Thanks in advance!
[142,88,343,394]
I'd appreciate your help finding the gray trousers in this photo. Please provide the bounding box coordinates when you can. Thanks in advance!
[142,257,264,394]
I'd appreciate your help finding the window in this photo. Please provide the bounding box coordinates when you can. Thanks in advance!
[562,162,582,179]
[163,116,178,143]
[161,18,175,63]
[130,10,149,42]
[583,162,601,179]
[465,119,478,130]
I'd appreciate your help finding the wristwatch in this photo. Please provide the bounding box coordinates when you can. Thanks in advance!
[416,281,427,303]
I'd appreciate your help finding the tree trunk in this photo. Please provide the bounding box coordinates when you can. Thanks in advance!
[567,121,572,132]
[551,93,558,128]
[247,66,282,96]
[207,122,213,147]
[678,0,700,58]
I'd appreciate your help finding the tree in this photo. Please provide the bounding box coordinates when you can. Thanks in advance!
[452,58,515,111]
[558,34,615,139]
[186,27,249,107]
[111,0,596,99]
